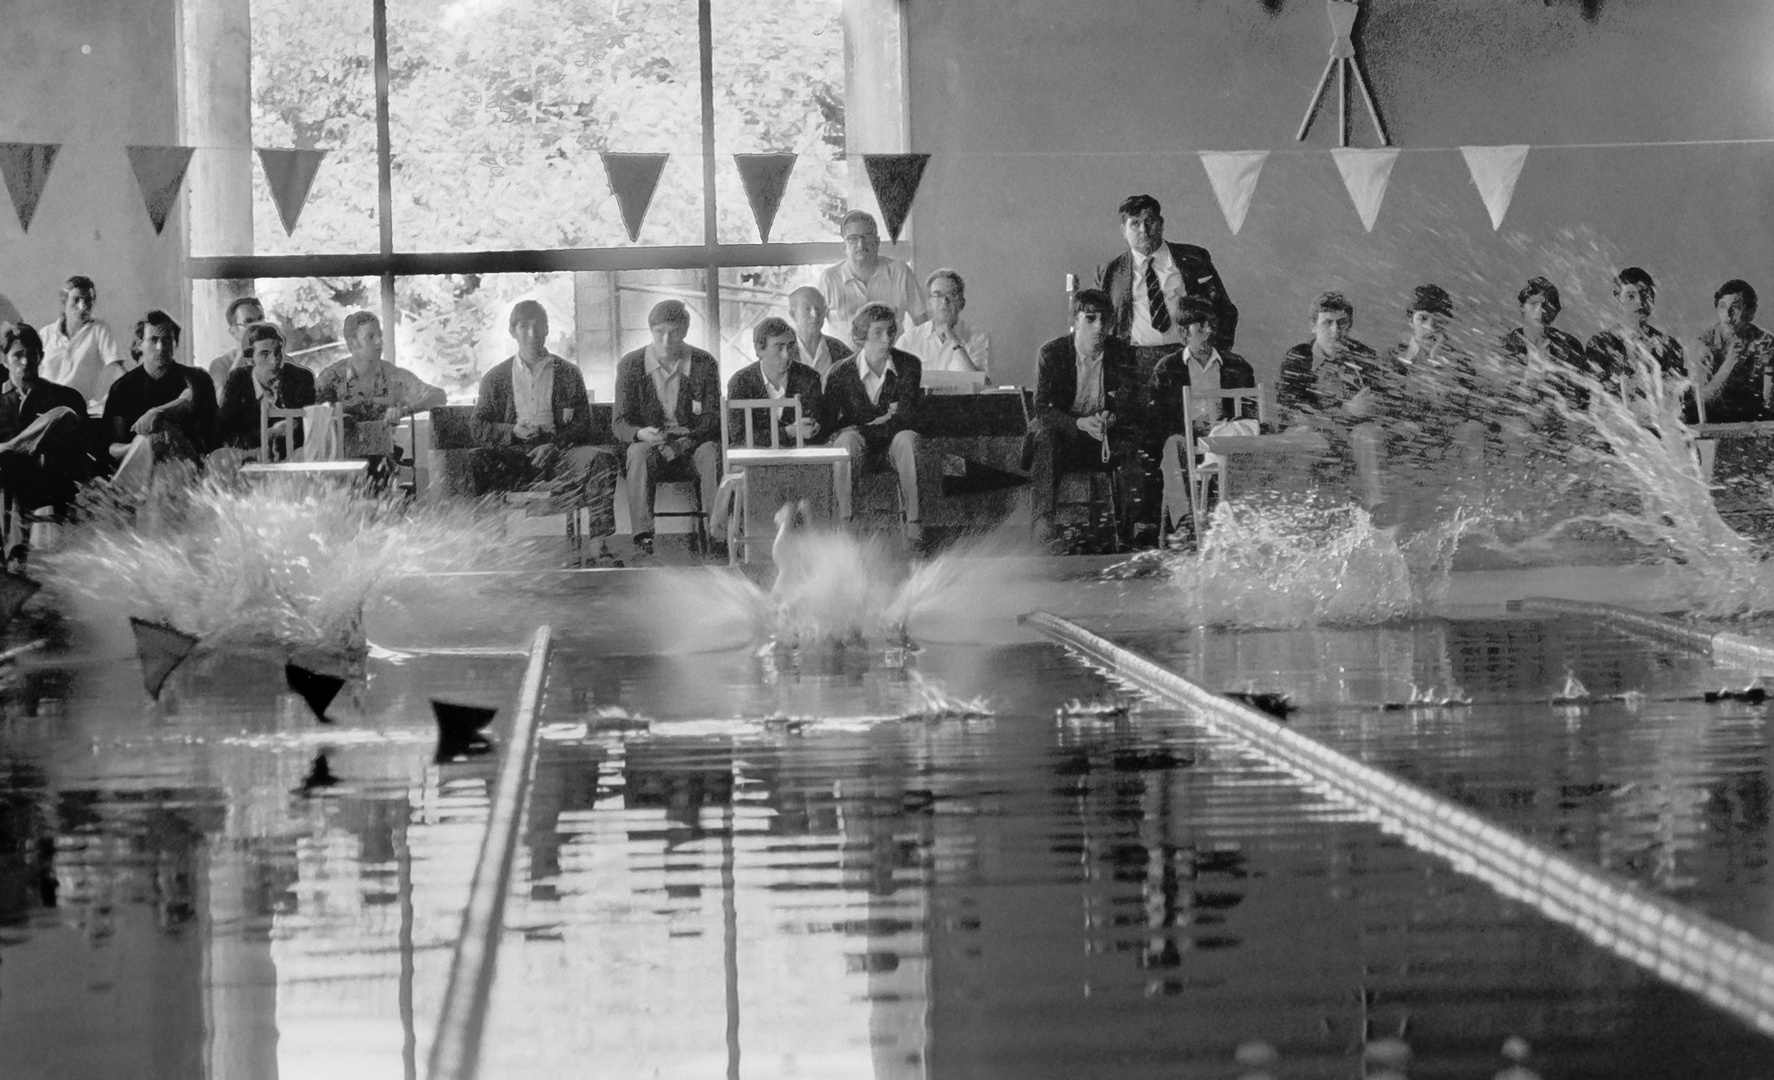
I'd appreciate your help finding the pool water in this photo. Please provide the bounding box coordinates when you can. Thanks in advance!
[3,592,1773,1078]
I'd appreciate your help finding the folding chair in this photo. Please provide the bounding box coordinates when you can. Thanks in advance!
[1177,383,1270,539]
[721,396,848,564]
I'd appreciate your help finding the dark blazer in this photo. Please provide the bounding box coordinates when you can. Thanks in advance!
[1276,339,1379,420]
[217,363,317,450]
[1499,326,1592,412]
[1033,333,1138,438]
[726,361,825,447]
[1148,349,1258,439]
[1101,241,1239,351]
[0,377,87,443]
[824,349,921,444]
[612,346,721,447]
[471,353,599,448]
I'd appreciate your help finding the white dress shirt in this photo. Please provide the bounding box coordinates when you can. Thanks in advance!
[899,318,991,380]
[1071,350,1105,416]
[1128,246,1186,348]
[861,355,896,406]
[1184,347,1223,424]
[512,353,555,431]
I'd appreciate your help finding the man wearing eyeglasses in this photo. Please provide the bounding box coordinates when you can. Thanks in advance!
[816,211,926,341]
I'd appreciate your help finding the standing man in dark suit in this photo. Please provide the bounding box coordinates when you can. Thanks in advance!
[825,303,923,546]
[1023,289,1141,548]
[613,299,722,556]
[1101,194,1238,356]
[470,300,619,542]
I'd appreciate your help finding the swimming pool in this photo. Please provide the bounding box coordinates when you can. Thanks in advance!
[5,575,1771,1079]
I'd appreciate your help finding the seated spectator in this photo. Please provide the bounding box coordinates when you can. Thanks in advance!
[0,322,97,524]
[787,286,853,389]
[1492,276,1590,445]
[1276,291,1379,429]
[708,317,826,542]
[612,300,721,557]
[103,311,217,495]
[825,303,924,546]
[1023,289,1139,547]
[216,323,318,459]
[898,269,991,382]
[1149,297,1258,545]
[1691,279,1773,425]
[40,275,124,407]
[1585,267,1686,404]
[1353,286,1486,510]
[206,295,265,400]
[817,211,926,339]
[471,300,618,544]
[316,311,446,470]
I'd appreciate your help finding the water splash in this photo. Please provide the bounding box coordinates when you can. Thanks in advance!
[637,525,1024,651]
[44,478,510,652]
[1154,500,1472,629]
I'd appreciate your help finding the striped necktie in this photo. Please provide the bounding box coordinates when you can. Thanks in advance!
[1144,259,1171,333]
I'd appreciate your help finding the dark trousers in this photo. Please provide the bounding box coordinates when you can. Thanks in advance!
[1024,413,1141,539]
[471,443,619,538]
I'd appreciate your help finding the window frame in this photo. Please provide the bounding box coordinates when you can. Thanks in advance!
[188,0,849,367]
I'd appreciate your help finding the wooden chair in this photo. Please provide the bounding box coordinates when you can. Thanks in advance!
[260,397,344,463]
[1177,383,1270,539]
[720,396,849,564]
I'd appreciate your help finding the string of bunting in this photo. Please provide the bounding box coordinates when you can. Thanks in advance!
[8,139,1758,241]
[0,144,938,244]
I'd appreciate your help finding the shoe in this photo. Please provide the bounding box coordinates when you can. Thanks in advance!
[706,537,730,561]
[633,532,655,557]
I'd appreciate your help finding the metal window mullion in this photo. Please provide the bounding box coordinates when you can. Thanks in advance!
[700,0,722,361]
[373,0,397,360]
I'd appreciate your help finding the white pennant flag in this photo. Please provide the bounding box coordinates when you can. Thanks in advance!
[1198,150,1268,235]
[1459,144,1530,231]
[1332,148,1398,232]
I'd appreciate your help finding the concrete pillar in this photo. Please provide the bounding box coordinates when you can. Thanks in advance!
[841,0,908,243]
[182,0,256,367]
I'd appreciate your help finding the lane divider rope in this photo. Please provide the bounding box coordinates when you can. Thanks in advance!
[426,624,553,1080]
[1023,610,1774,1037]
[1513,596,1774,674]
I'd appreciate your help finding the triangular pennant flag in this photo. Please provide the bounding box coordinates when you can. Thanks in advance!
[862,153,930,242]
[734,153,796,243]
[1331,147,1399,232]
[1198,150,1269,235]
[940,457,1029,497]
[126,146,195,234]
[0,144,60,232]
[256,148,328,236]
[599,152,669,243]
[1459,144,1530,231]
[129,616,198,698]
[431,699,498,764]
[285,661,345,723]
[0,570,40,630]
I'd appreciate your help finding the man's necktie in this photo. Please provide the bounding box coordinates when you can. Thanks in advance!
[1144,261,1171,333]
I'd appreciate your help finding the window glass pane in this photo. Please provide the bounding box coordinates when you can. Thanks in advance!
[711,0,848,245]
[248,0,381,255]
[386,0,704,252]
[393,273,575,403]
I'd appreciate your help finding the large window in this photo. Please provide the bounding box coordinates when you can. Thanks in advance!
[188,0,878,400]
